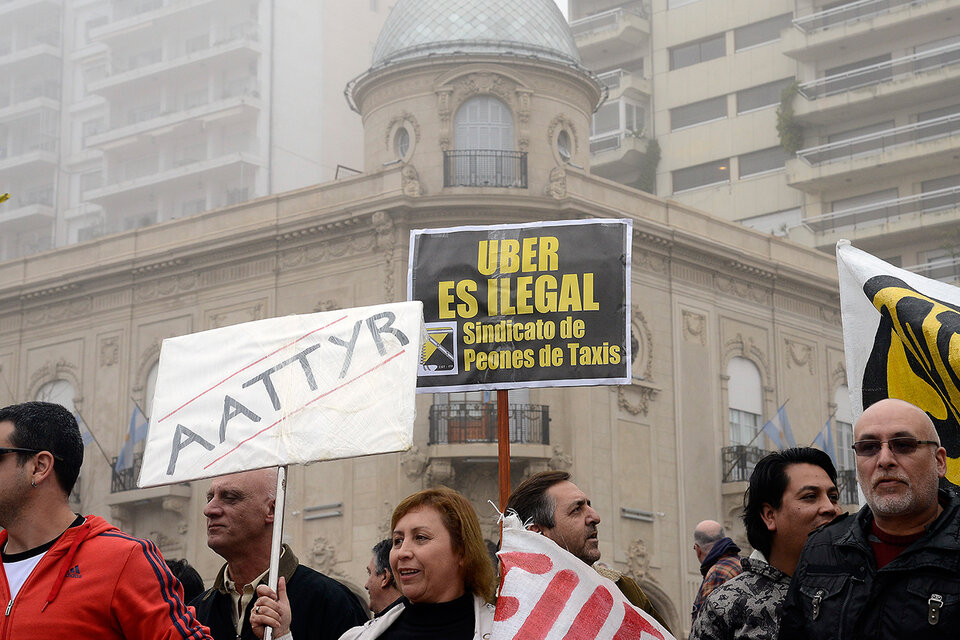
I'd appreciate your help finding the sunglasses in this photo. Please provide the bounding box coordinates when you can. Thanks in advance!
[851,437,939,457]
[0,447,64,461]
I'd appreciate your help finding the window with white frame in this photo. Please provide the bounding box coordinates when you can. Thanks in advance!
[727,357,763,447]
[454,95,513,151]
[734,14,792,51]
[739,146,791,178]
[670,95,726,130]
[590,99,645,138]
[736,78,794,114]
[833,385,855,471]
[36,380,76,413]
[672,158,729,192]
[670,33,725,70]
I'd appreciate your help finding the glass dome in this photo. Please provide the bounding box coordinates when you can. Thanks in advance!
[371,0,581,68]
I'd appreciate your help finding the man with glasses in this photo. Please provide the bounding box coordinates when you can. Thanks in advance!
[0,401,212,639]
[778,398,960,639]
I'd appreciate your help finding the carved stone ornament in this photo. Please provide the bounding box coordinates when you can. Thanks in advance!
[544,166,567,199]
[400,445,428,480]
[310,536,346,580]
[383,111,421,149]
[400,164,422,197]
[723,333,771,382]
[831,361,847,389]
[546,115,579,157]
[161,495,190,517]
[626,538,650,584]
[617,384,659,416]
[785,338,815,374]
[372,210,397,301]
[149,530,183,555]
[631,307,654,381]
[313,299,340,313]
[99,337,119,367]
[548,445,573,471]
[682,310,706,346]
[426,459,456,487]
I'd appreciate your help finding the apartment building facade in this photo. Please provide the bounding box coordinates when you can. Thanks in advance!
[0,0,390,261]
[571,0,960,276]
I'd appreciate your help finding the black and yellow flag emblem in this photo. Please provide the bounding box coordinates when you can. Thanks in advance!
[863,275,960,484]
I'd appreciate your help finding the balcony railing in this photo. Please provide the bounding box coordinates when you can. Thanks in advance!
[836,468,859,504]
[721,445,772,483]
[443,150,527,188]
[798,41,960,99]
[793,0,931,33]
[801,185,960,232]
[797,112,960,165]
[906,254,960,283]
[111,452,143,492]
[428,402,549,445]
[570,1,649,37]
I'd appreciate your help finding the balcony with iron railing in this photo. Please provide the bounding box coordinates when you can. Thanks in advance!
[796,41,960,102]
[91,0,223,41]
[428,403,549,446]
[89,33,260,95]
[788,114,960,190]
[87,92,260,149]
[443,150,527,188]
[797,112,960,166]
[797,185,960,241]
[110,452,143,492]
[793,0,934,34]
[595,69,650,100]
[836,468,859,504]
[905,254,960,284]
[86,151,261,204]
[570,2,649,62]
[721,445,772,483]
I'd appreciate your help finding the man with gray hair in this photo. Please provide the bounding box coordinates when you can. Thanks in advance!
[691,520,741,622]
[506,470,671,632]
[364,539,402,616]
[779,398,960,639]
[192,468,365,640]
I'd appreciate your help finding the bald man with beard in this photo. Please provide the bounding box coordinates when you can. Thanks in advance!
[778,399,960,639]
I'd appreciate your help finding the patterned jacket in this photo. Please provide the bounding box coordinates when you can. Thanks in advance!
[692,537,742,621]
[689,556,790,640]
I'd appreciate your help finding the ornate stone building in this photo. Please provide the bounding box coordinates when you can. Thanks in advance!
[0,0,846,635]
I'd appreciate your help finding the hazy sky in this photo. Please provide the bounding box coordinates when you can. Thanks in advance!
[553,0,568,19]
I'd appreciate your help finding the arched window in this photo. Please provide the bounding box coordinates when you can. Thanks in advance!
[834,385,854,472]
[727,357,763,447]
[454,96,514,151]
[36,379,76,413]
[145,362,159,418]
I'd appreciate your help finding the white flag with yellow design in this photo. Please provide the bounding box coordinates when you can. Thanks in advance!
[837,240,960,485]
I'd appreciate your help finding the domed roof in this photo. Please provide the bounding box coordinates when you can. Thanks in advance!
[371,0,580,68]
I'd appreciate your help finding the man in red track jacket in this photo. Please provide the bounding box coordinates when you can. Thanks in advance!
[0,401,213,639]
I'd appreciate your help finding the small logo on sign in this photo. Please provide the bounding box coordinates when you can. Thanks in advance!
[420,323,458,376]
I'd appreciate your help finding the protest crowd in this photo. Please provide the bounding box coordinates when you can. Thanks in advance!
[2,397,959,639]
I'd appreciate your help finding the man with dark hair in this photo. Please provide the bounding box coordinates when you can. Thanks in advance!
[506,470,670,632]
[192,468,366,640]
[690,447,841,640]
[0,401,212,639]
[364,539,401,616]
[779,399,960,639]
[691,520,741,622]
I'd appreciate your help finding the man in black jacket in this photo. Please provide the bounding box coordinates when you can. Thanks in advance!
[778,398,960,639]
[191,469,366,640]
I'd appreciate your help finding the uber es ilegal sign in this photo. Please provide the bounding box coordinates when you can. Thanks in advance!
[408,220,631,392]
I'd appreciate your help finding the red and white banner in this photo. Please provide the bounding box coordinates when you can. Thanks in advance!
[493,514,674,640]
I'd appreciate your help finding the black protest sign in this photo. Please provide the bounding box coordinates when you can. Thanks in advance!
[408,220,631,392]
